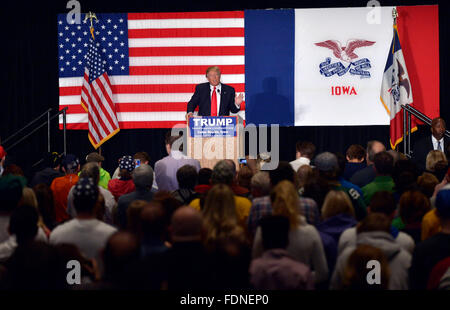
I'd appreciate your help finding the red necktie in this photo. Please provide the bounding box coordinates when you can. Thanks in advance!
[211,86,217,116]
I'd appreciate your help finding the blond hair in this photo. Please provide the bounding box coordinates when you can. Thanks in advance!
[206,66,221,77]
[20,187,38,208]
[322,190,355,220]
[426,150,447,171]
[270,180,300,228]
[202,184,241,247]
[19,187,47,233]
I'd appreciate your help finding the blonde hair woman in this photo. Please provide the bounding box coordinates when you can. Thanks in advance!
[426,150,447,172]
[18,187,51,238]
[321,190,355,220]
[270,180,300,228]
[316,190,357,276]
[202,184,247,251]
[252,180,329,284]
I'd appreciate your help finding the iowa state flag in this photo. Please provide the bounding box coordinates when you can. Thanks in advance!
[380,24,415,149]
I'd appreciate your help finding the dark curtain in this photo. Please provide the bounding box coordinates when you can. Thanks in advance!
[1,0,448,182]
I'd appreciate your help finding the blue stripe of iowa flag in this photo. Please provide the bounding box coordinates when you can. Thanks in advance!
[244,9,295,126]
[383,26,403,74]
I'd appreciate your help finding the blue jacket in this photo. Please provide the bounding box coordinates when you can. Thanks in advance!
[343,162,366,181]
[317,214,358,276]
[338,177,363,197]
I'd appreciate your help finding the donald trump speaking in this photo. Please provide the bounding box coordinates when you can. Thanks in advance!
[186,66,244,118]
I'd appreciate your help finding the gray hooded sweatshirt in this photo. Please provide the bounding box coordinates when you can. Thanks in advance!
[330,231,411,290]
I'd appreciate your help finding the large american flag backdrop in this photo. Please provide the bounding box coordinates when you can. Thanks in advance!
[58,11,245,129]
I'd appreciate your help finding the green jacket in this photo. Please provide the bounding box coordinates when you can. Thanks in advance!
[98,168,111,189]
[78,167,110,189]
[362,175,395,205]
[391,217,406,230]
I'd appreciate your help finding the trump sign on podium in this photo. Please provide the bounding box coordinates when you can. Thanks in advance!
[189,117,237,138]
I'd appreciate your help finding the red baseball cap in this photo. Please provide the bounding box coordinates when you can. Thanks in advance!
[0,146,6,159]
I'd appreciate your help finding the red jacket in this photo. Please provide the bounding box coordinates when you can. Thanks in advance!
[108,178,135,201]
[50,174,79,223]
[194,184,211,195]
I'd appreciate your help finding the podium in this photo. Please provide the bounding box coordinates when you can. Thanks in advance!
[186,116,244,169]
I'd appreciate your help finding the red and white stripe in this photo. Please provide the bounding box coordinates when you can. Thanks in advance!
[59,11,245,129]
[81,68,120,147]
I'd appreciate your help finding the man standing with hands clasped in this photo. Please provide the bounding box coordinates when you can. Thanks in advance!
[186,66,244,119]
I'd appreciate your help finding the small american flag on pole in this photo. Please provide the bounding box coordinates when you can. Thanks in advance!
[81,27,120,149]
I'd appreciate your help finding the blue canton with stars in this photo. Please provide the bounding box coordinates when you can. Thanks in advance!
[86,38,106,83]
[57,13,129,77]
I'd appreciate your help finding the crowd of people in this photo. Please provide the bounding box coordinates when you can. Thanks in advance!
[1,121,450,290]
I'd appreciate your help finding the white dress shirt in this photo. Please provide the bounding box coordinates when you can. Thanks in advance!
[432,135,444,152]
[290,157,311,172]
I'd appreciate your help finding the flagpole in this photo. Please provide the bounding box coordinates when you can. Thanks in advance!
[394,8,407,155]
[84,11,99,154]
[393,7,406,154]
[392,8,398,152]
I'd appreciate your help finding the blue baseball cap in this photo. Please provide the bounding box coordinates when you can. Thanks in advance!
[62,154,80,171]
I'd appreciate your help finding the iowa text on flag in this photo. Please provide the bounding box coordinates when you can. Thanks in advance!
[380,24,415,149]
[57,12,245,129]
[81,32,120,149]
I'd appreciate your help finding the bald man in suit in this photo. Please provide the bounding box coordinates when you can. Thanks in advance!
[412,117,450,172]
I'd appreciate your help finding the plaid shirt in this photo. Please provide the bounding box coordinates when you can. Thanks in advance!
[247,195,319,237]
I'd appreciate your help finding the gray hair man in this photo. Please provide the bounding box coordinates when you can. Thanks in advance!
[116,164,154,229]
[250,172,271,198]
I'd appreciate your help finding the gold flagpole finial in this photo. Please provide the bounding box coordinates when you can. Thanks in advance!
[392,8,398,25]
[83,11,98,29]
[84,12,98,40]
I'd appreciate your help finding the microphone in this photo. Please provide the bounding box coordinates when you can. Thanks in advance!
[217,88,220,94]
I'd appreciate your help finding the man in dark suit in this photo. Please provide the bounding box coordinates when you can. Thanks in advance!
[186,66,244,117]
[412,117,450,172]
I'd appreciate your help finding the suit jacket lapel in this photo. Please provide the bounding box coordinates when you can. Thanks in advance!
[219,86,227,116]
[204,83,211,115]
[428,136,434,151]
